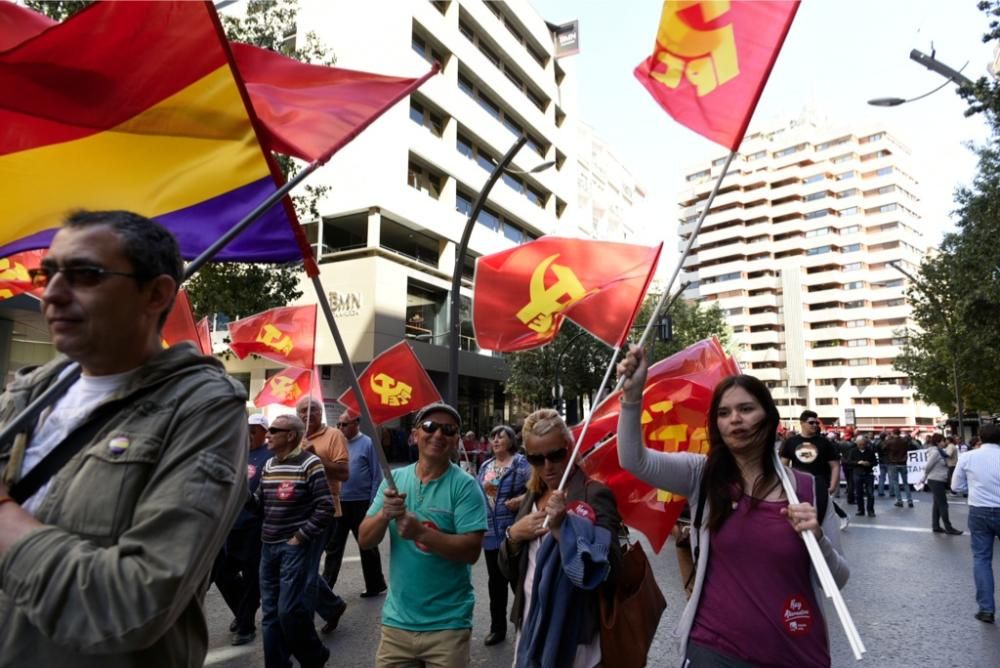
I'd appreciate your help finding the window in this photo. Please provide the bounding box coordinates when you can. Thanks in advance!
[843,262,862,272]
[456,192,472,216]
[804,174,825,184]
[411,32,444,65]
[805,227,831,238]
[687,169,711,182]
[876,166,893,176]
[840,224,860,235]
[458,71,546,156]
[717,272,741,282]
[459,19,548,112]
[406,281,446,341]
[457,134,496,173]
[844,300,865,309]
[410,99,444,136]
[407,160,444,198]
[806,245,831,256]
[831,154,854,165]
[836,188,860,199]
[746,150,766,161]
[841,244,861,253]
[847,358,871,366]
[805,209,829,220]
[844,281,864,290]
[845,319,867,328]
[847,338,868,347]
[804,191,828,201]
[774,143,806,158]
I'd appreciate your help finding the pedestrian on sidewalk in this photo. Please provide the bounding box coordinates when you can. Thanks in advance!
[952,424,1000,624]
[847,435,877,517]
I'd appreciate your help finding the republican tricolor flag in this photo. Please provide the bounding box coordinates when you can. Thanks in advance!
[472,237,661,352]
[228,304,317,370]
[337,342,441,425]
[634,1,799,149]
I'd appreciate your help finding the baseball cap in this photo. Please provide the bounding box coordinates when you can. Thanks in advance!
[248,413,269,429]
[413,402,461,426]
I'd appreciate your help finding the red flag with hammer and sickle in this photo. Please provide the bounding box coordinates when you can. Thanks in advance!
[254,366,322,408]
[0,250,44,302]
[228,304,316,369]
[161,289,207,353]
[337,341,441,425]
[635,1,799,149]
[576,337,740,553]
[472,237,661,352]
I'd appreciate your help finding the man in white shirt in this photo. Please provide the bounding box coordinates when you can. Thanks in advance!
[952,423,1000,624]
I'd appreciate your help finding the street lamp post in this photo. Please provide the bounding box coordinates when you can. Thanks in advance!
[446,135,555,408]
[868,48,972,107]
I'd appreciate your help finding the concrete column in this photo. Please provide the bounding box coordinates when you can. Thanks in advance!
[366,208,381,249]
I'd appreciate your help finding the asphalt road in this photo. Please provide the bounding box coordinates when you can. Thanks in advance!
[203,490,1000,667]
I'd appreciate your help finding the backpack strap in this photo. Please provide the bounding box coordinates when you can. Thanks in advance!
[684,477,707,592]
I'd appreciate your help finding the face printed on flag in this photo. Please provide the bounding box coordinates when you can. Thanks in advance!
[338,341,441,425]
[473,237,661,352]
[578,338,740,552]
[634,1,800,149]
[228,305,317,370]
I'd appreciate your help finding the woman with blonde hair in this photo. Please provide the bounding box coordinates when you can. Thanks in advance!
[499,409,621,667]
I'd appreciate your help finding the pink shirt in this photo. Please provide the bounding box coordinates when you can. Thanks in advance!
[689,492,830,667]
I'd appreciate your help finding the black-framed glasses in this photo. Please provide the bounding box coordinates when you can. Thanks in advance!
[267,427,292,434]
[29,264,142,289]
[525,447,568,467]
[419,420,459,437]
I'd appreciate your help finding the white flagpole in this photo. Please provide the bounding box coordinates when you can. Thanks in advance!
[773,448,866,660]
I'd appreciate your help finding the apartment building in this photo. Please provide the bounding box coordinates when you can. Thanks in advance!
[677,119,943,430]
[576,122,646,243]
[218,0,581,433]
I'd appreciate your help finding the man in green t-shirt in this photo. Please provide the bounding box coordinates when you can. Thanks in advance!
[359,402,487,668]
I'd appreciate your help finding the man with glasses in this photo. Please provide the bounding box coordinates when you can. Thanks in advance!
[321,410,387,599]
[360,402,487,668]
[780,410,851,529]
[254,414,334,668]
[0,210,248,666]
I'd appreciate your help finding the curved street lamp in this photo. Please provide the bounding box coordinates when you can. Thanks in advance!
[447,136,556,407]
[868,49,972,108]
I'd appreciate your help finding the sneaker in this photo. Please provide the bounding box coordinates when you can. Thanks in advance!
[933,527,945,533]
[975,611,995,624]
[868,512,875,518]
[360,586,387,598]
[229,619,239,633]
[908,501,914,508]
[945,528,964,536]
[856,511,866,517]
[840,515,850,531]
[894,501,903,508]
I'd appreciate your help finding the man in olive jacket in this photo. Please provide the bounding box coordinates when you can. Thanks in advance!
[0,212,248,667]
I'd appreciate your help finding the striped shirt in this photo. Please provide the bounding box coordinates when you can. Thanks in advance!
[256,447,334,544]
[952,443,1000,508]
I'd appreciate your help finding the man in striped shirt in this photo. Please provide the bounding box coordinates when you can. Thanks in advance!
[953,423,1000,625]
[255,414,334,667]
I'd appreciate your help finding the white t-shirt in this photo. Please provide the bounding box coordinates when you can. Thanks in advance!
[20,368,133,515]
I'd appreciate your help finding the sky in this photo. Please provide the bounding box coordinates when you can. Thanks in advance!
[529,0,996,256]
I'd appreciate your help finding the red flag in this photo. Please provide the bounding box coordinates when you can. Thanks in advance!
[0,250,44,301]
[0,1,54,51]
[231,43,437,163]
[577,338,740,553]
[337,341,441,425]
[634,1,799,149]
[473,237,661,352]
[196,317,212,356]
[162,289,204,352]
[228,305,317,369]
[254,366,322,408]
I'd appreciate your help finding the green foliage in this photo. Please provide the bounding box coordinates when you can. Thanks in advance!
[24,0,91,21]
[184,262,302,321]
[505,296,731,411]
[896,0,1000,414]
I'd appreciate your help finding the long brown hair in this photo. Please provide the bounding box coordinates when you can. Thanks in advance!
[703,375,780,532]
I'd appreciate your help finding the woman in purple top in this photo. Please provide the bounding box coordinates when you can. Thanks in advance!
[616,345,849,667]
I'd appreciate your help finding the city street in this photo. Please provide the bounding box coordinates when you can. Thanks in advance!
[203,489,1000,667]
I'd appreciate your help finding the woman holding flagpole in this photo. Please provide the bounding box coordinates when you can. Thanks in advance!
[499,409,621,667]
[616,345,848,667]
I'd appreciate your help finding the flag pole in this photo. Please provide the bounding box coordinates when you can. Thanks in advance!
[308,275,397,491]
[631,149,737,355]
[773,448,866,660]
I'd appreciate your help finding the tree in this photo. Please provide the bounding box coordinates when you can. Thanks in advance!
[506,296,731,419]
[27,0,336,320]
[895,0,1000,416]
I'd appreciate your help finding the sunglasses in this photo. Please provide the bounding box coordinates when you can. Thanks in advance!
[267,427,292,434]
[419,420,459,437]
[525,447,568,467]
[805,420,820,426]
[337,420,359,428]
[29,264,142,289]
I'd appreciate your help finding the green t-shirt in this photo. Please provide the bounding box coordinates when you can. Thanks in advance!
[367,462,487,631]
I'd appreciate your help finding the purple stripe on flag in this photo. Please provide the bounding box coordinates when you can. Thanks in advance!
[0,178,302,263]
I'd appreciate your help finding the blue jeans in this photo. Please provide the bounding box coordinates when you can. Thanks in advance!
[888,464,911,503]
[878,464,889,495]
[259,541,328,668]
[311,521,345,621]
[969,506,1000,614]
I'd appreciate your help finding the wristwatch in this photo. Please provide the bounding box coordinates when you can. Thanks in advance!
[505,526,514,542]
